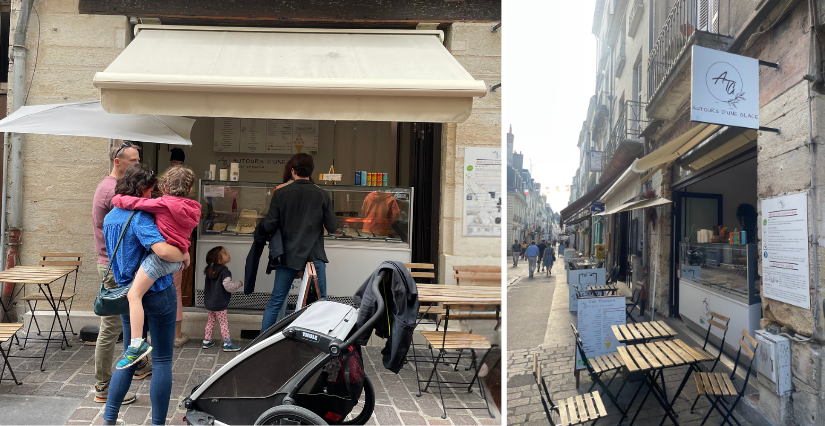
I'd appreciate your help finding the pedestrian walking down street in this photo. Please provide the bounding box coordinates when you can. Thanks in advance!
[521,240,528,260]
[525,241,539,278]
[544,244,555,276]
[511,239,521,267]
[537,239,547,271]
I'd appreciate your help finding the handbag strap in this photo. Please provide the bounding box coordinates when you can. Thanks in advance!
[100,210,138,288]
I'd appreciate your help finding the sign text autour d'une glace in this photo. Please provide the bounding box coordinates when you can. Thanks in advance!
[691,46,759,129]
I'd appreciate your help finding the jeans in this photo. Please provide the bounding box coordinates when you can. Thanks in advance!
[261,260,327,333]
[142,253,182,282]
[95,264,122,388]
[512,253,519,266]
[104,284,177,425]
[528,256,537,277]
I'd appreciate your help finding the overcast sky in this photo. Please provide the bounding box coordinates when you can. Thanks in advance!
[502,1,598,213]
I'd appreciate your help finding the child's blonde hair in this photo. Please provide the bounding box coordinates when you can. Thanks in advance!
[161,165,195,197]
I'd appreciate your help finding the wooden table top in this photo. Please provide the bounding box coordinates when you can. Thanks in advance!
[611,321,677,343]
[0,266,76,284]
[417,284,501,305]
[616,339,712,373]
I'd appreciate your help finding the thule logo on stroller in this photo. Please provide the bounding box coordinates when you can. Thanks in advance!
[302,331,319,341]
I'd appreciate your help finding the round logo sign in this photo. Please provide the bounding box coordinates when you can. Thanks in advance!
[467,165,474,171]
[705,61,745,106]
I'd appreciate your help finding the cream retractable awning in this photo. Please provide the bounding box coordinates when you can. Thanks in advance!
[631,123,721,172]
[595,197,672,216]
[93,25,488,122]
[600,165,640,213]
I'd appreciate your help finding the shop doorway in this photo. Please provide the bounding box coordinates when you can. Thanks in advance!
[618,211,630,282]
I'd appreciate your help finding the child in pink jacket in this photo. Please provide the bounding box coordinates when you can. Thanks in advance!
[112,166,201,369]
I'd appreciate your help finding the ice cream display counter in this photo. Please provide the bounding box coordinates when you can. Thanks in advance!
[194,180,413,309]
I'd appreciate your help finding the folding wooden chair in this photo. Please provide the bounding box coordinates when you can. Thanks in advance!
[0,323,24,385]
[666,312,732,414]
[625,287,642,323]
[692,329,758,426]
[533,354,607,425]
[571,324,628,418]
[22,253,82,344]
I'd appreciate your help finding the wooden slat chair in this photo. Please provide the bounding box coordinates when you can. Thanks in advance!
[404,263,444,326]
[0,323,23,385]
[669,311,732,415]
[571,324,628,419]
[625,287,642,324]
[414,329,496,419]
[22,253,82,340]
[533,354,607,425]
[605,266,620,288]
[692,329,758,426]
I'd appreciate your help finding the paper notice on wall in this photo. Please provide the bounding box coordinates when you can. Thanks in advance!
[575,296,626,370]
[266,120,293,154]
[214,118,240,152]
[293,120,319,155]
[240,119,267,153]
[761,192,810,309]
[463,147,502,237]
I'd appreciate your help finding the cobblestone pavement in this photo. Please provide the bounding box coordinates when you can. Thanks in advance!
[506,255,742,425]
[0,333,500,425]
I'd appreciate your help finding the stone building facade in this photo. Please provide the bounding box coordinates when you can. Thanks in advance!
[2,0,501,322]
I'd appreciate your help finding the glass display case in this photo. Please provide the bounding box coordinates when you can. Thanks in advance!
[195,180,414,309]
[198,180,412,248]
[678,242,759,305]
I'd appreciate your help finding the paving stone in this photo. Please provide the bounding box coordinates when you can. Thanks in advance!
[69,407,99,422]
[374,404,402,425]
[57,384,88,397]
[123,406,151,425]
[33,381,63,396]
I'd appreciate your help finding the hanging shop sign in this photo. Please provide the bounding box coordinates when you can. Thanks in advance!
[463,147,502,237]
[691,46,759,129]
[761,192,810,309]
[591,202,605,212]
[589,151,603,172]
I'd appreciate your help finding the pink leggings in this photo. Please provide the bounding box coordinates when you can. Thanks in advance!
[205,310,230,341]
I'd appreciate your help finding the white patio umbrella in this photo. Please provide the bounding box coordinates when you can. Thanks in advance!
[0,101,193,145]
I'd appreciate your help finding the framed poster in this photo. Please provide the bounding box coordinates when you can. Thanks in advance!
[463,147,502,237]
[761,192,810,309]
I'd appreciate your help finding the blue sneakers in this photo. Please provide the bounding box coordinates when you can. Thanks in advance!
[202,339,216,349]
[222,342,240,352]
[116,339,152,370]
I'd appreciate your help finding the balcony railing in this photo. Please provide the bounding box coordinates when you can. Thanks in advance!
[603,100,650,171]
[648,0,724,99]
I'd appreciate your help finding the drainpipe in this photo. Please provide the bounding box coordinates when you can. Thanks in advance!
[1,0,34,319]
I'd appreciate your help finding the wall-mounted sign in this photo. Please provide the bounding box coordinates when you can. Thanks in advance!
[591,202,605,212]
[463,147,502,237]
[590,151,603,172]
[215,118,319,155]
[691,45,759,129]
[761,192,810,309]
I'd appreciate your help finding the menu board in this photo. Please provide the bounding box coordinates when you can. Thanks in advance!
[214,118,240,152]
[240,119,267,153]
[266,120,294,154]
[293,120,319,154]
[761,192,810,309]
[462,147,502,237]
[575,296,626,370]
[215,118,319,155]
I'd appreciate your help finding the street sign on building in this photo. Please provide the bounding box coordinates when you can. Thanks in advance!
[589,151,603,172]
[591,202,605,212]
[691,46,759,129]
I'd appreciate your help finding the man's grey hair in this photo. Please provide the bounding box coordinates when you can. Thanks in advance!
[109,142,142,162]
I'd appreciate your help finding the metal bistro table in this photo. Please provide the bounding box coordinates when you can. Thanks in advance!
[616,339,713,425]
[415,284,501,418]
[611,321,677,344]
[0,266,76,371]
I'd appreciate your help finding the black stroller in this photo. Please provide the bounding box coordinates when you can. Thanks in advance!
[183,271,393,425]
